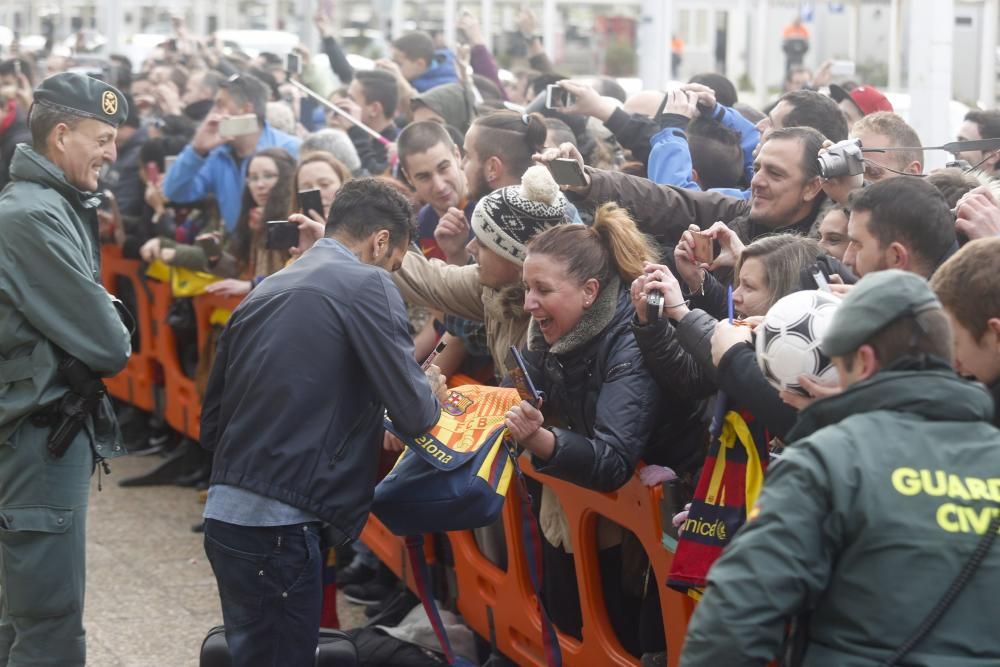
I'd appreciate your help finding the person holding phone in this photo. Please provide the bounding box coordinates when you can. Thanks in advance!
[203,148,298,297]
[294,152,352,221]
[503,206,701,655]
[161,72,301,232]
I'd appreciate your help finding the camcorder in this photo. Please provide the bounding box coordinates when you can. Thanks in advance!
[817,139,865,179]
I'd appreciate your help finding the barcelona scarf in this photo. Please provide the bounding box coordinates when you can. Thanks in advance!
[666,408,768,596]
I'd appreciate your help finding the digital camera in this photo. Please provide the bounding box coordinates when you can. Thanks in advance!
[817,139,864,179]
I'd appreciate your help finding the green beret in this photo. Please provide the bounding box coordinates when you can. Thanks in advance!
[32,72,128,128]
[821,269,942,357]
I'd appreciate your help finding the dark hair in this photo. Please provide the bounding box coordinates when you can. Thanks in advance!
[594,77,627,103]
[195,70,226,99]
[231,148,297,270]
[931,237,1000,341]
[324,178,416,248]
[473,74,503,103]
[735,234,824,312]
[734,102,766,125]
[763,126,826,181]
[689,72,738,108]
[529,73,566,98]
[841,308,953,369]
[527,203,656,287]
[472,111,548,179]
[780,89,849,142]
[849,177,957,273]
[0,58,33,85]
[543,117,577,148]
[222,72,269,126]
[355,70,399,119]
[392,32,435,68]
[687,118,743,189]
[139,137,168,171]
[964,109,1000,140]
[397,121,455,171]
[926,167,980,210]
[28,105,82,153]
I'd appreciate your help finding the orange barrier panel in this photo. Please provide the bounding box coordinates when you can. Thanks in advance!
[100,246,157,412]
[361,377,694,667]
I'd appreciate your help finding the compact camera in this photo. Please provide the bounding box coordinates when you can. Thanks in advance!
[817,138,865,179]
[646,290,664,324]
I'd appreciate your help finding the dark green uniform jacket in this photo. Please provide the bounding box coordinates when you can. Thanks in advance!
[0,144,131,456]
[681,365,1000,666]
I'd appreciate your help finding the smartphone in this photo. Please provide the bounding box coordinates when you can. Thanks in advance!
[197,235,222,257]
[660,479,684,540]
[830,60,856,78]
[692,234,714,266]
[547,158,588,187]
[218,114,259,137]
[286,52,302,76]
[265,220,300,251]
[545,84,575,110]
[297,189,324,219]
[164,155,178,173]
[506,346,543,408]
[144,161,160,185]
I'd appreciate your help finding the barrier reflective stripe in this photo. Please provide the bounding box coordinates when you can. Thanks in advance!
[100,246,694,666]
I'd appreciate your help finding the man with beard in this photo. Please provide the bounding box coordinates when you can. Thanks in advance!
[543,126,829,254]
[843,177,956,279]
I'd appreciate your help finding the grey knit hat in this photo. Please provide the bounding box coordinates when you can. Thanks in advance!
[470,165,567,265]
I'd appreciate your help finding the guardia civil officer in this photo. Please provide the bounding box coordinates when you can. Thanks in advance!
[681,270,1000,667]
[0,73,132,665]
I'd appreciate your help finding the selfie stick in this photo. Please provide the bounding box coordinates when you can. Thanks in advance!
[288,79,390,146]
[861,138,1000,155]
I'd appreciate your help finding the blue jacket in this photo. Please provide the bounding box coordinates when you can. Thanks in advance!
[411,49,459,93]
[200,238,441,541]
[161,123,302,232]
[647,103,759,200]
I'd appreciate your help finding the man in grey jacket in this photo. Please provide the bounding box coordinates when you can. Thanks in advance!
[200,178,447,667]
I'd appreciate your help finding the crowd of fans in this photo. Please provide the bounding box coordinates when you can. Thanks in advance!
[5,10,1000,666]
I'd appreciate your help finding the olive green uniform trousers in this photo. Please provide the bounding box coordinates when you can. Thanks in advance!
[0,421,91,666]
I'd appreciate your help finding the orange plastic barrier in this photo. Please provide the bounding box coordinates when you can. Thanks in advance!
[99,246,695,665]
[100,246,158,412]
[360,375,694,667]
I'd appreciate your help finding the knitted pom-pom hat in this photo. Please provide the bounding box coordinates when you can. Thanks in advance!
[470,165,568,265]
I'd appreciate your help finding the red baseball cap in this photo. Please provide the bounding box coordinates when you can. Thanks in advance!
[829,84,893,116]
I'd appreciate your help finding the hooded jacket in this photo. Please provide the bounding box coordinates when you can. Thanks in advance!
[412,83,477,135]
[410,49,460,93]
[681,364,1000,667]
[0,145,132,454]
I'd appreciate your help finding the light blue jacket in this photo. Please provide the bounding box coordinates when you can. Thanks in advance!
[162,123,302,231]
[647,103,760,200]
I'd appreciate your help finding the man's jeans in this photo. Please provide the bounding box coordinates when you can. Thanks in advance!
[204,519,323,667]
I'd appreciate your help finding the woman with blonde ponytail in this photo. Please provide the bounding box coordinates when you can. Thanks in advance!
[502,202,703,653]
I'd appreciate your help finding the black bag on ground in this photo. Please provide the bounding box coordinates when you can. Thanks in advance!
[200,625,359,666]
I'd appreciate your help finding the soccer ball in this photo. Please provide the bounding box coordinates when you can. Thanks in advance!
[755,290,841,395]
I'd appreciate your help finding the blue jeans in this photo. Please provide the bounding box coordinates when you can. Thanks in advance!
[204,519,323,667]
